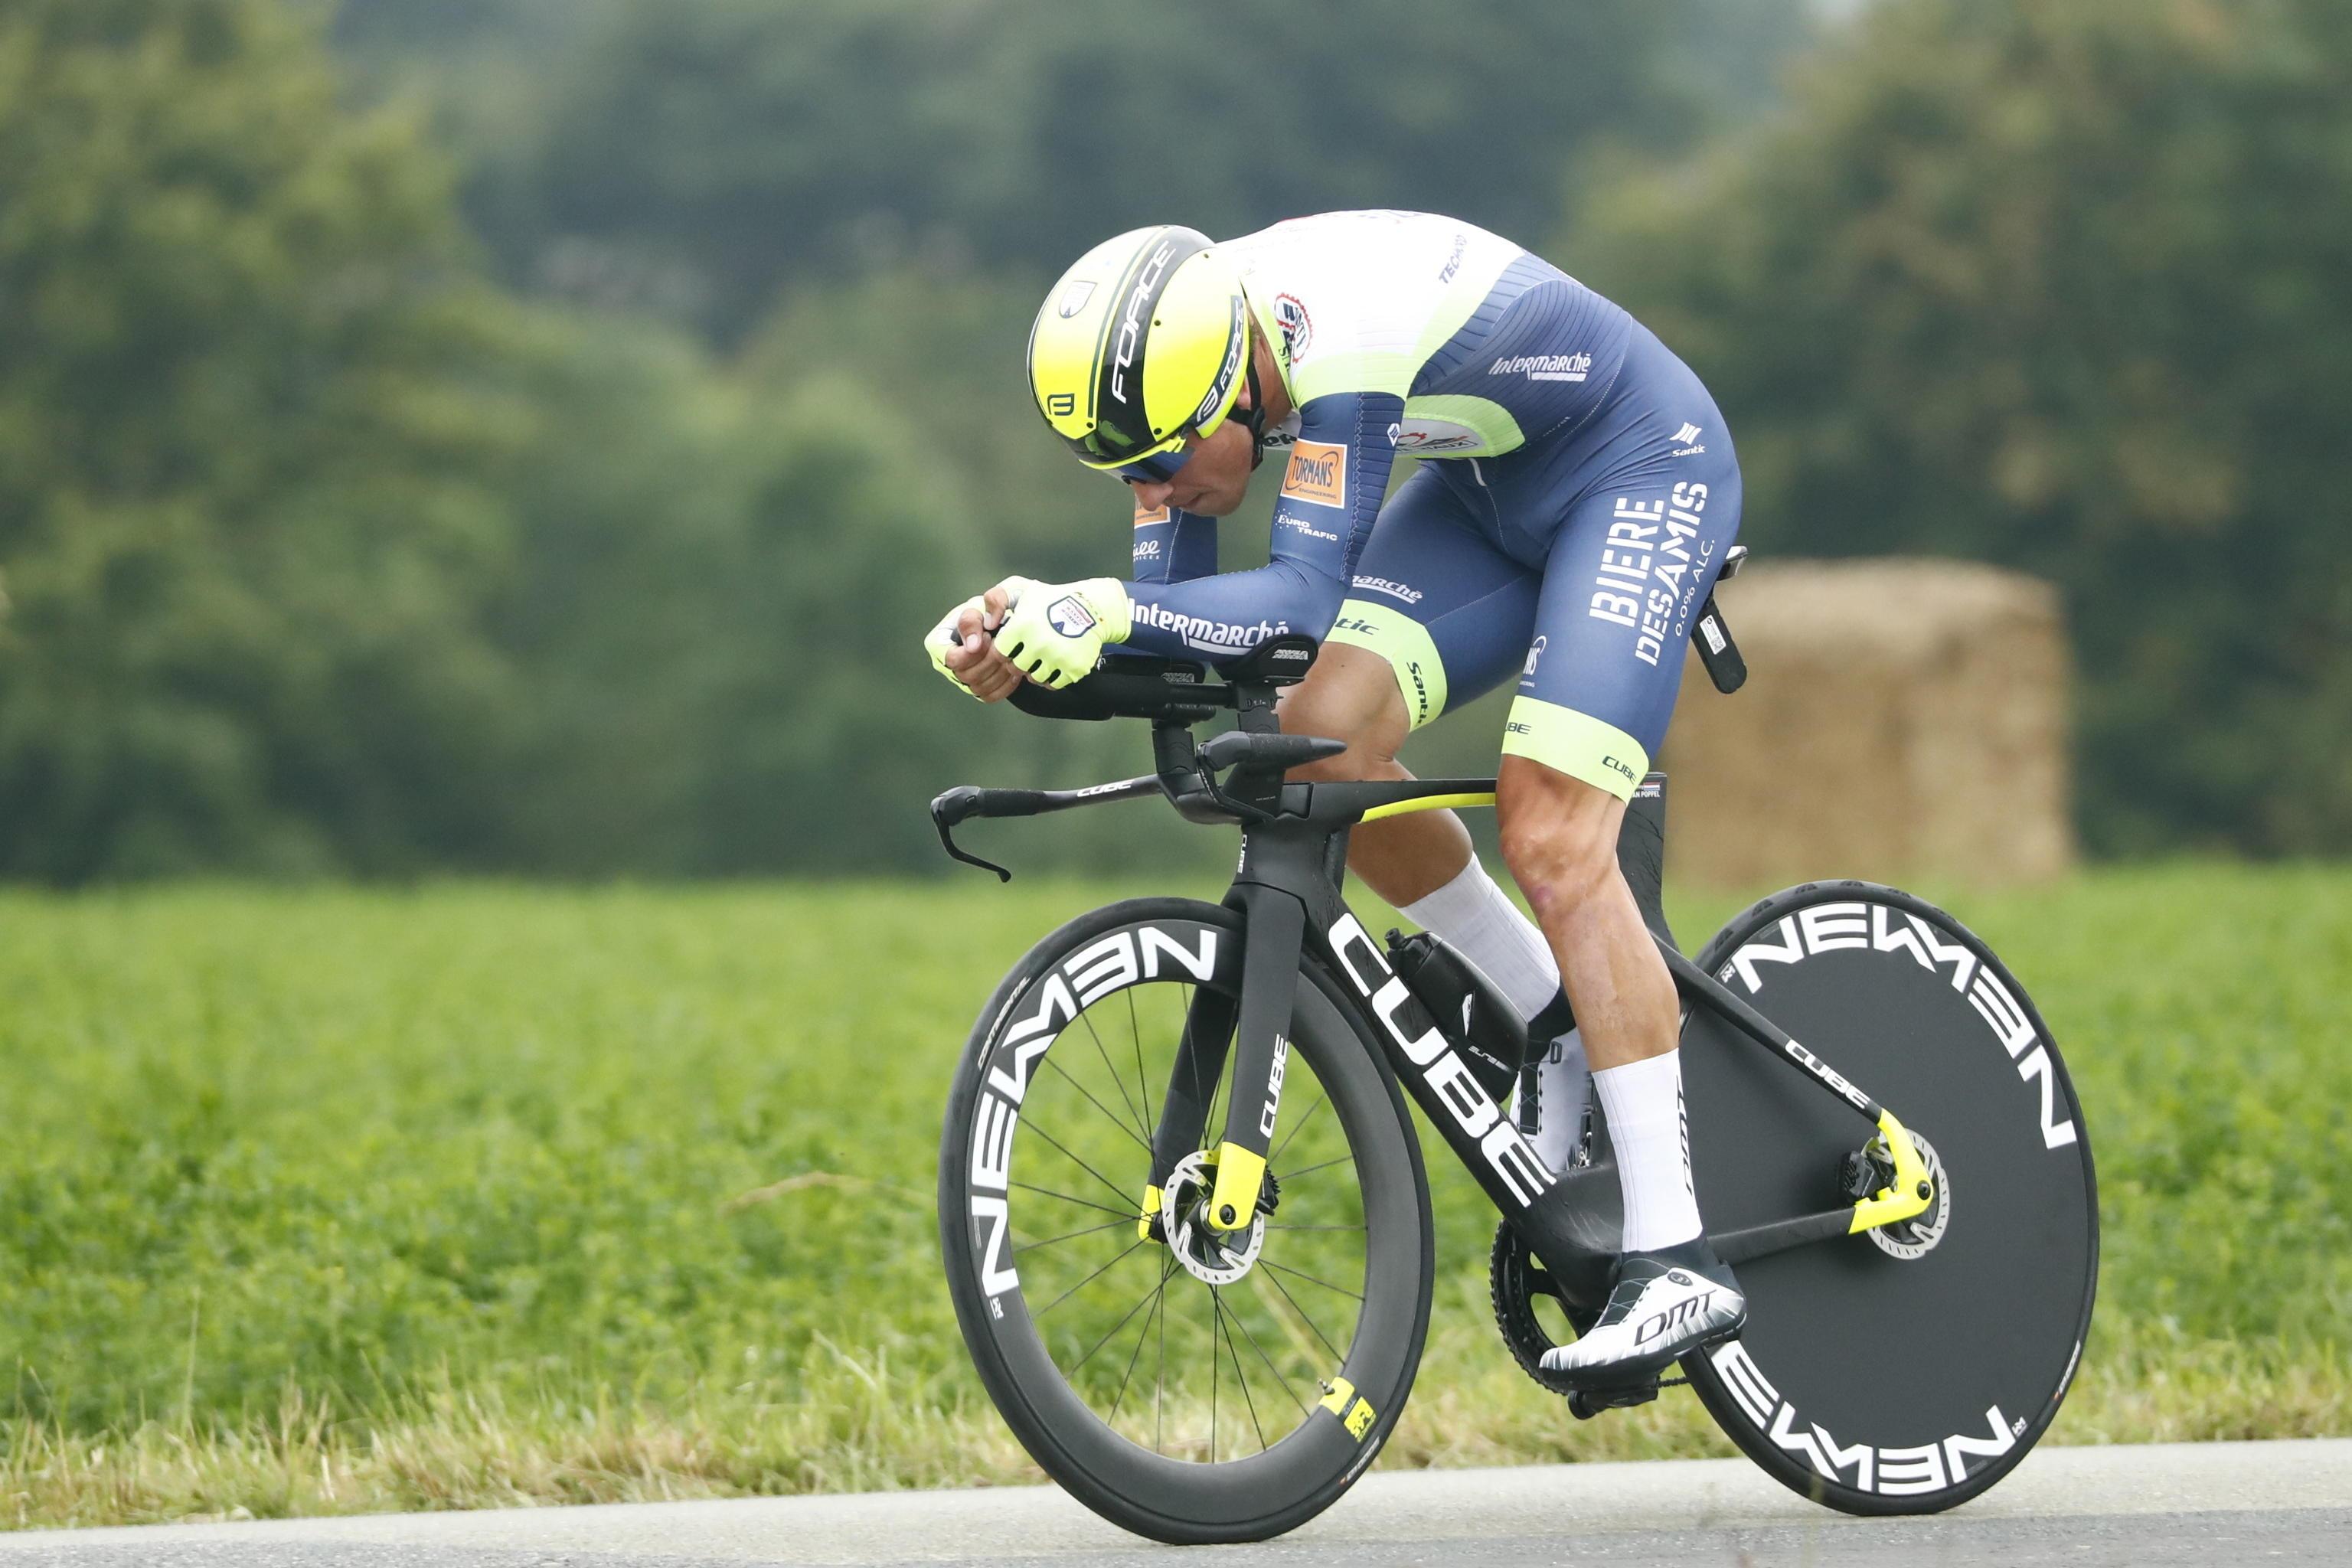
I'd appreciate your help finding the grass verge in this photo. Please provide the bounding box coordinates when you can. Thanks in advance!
[0,866,2343,1527]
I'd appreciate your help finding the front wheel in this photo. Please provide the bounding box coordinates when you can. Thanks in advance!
[1678,881,2098,1514]
[939,899,1433,1544]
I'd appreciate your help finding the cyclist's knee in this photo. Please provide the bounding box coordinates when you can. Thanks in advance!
[1495,756,1625,918]
[1278,644,1410,780]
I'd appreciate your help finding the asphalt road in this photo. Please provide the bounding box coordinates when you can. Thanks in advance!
[1,1439,2344,1567]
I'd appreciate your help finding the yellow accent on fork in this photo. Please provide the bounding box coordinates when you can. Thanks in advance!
[1206,1141,1267,1233]
[1138,1183,1162,1243]
[1848,1108,1935,1233]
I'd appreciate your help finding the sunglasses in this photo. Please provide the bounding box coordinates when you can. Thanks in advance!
[1063,360,1269,485]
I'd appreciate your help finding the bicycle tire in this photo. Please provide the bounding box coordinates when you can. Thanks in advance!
[939,898,1433,1544]
[1677,880,2098,1514]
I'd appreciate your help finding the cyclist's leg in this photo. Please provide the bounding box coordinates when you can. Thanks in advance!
[1498,331,1746,1380]
[1282,464,1562,1021]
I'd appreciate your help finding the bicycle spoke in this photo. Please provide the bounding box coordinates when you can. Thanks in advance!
[1011,1181,1132,1222]
[1263,1256,1364,1302]
[1256,1259,1347,1361]
[1277,1153,1352,1181]
[1209,1274,1220,1462]
[1021,1120,1138,1213]
[1014,1217,1132,1254]
[1266,1223,1364,1232]
[1270,1091,1328,1163]
[1071,1266,1171,1377]
[1155,1260,1168,1455]
[1213,1288,1269,1455]
[1044,1053,1151,1155]
[1076,1005,1151,1145]
[1127,988,1161,1143]
[1034,1238,1147,1319]
[1109,1261,1174,1425]
[1224,1289,1311,1419]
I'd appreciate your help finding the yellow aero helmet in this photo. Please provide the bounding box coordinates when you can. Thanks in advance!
[1027,225,1250,476]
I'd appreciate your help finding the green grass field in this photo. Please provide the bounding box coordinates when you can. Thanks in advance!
[0,867,2344,1528]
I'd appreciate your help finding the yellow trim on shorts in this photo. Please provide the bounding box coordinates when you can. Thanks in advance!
[1326,598,1447,730]
[1499,697,1649,802]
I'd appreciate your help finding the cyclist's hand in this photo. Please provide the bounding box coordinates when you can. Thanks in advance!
[993,576,1133,689]
[926,591,1021,703]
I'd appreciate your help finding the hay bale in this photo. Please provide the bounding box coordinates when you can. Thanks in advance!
[1659,558,2075,890]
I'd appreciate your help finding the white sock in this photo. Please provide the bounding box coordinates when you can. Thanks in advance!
[1399,856,1560,1021]
[1595,1050,1702,1251]
[1528,1029,1590,1171]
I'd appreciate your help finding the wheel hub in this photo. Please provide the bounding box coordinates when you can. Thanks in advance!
[1867,1130,1951,1260]
[1165,1149,1266,1285]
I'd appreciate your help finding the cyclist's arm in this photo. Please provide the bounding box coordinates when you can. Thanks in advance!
[1121,390,1402,660]
[1129,500,1217,583]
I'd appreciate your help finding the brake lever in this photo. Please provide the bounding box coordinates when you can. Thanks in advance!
[929,786,1013,882]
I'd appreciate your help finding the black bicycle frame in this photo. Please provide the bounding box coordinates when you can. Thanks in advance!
[930,652,1927,1315]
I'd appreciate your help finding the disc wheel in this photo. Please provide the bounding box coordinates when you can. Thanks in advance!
[939,899,1433,1544]
[1678,881,2098,1514]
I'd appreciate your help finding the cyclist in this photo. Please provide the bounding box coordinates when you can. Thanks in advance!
[925,212,1743,1386]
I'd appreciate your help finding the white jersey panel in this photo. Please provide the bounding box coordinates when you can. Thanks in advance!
[1221,211,1521,403]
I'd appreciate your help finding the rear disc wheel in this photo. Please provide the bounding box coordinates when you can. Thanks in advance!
[1679,881,2097,1514]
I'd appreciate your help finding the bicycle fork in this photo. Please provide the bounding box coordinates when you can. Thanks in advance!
[1139,882,1305,1241]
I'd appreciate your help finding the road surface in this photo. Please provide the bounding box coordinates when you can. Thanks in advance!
[0,1438,2344,1566]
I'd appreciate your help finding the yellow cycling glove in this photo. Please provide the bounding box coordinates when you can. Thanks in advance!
[992,577,1133,689]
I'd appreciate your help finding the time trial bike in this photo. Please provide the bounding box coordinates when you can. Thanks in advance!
[929,615,2097,1545]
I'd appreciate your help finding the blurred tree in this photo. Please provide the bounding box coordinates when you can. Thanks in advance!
[0,0,533,879]
[1583,0,2352,854]
[481,329,1004,876]
[460,0,1813,340]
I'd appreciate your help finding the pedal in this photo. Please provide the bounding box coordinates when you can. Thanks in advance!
[1567,1380,1661,1421]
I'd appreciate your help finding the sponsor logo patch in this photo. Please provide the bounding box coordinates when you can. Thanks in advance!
[1491,351,1592,383]
[1057,279,1096,318]
[1132,602,1293,655]
[1281,440,1348,508]
[1132,501,1171,527]
[1586,482,1714,668]
[1389,417,1485,455]
[1274,292,1313,361]
[1439,230,1468,284]
[1046,596,1097,639]
[1351,575,1423,605]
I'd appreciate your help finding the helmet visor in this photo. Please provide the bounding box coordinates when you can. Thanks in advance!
[1053,425,1197,483]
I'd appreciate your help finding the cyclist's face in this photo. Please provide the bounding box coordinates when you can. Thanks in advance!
[1127,419,1253,518]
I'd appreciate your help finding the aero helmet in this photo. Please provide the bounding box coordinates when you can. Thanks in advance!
[1027,226,1256,482]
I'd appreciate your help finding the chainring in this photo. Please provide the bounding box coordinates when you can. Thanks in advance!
[1488,1220,1602,1397]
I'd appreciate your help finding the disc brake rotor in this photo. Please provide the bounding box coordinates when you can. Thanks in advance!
[1869,1129,1952,1260]
[1164,1148,1266,1285]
